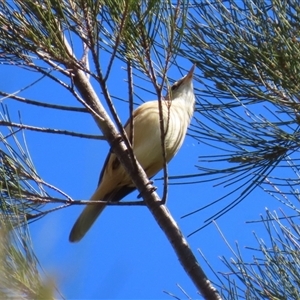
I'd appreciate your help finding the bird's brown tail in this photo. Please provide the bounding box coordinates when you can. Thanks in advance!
[69,186,135,242]
[69,202,106,242]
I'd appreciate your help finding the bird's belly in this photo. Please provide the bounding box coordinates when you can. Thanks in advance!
[133,106,188,178]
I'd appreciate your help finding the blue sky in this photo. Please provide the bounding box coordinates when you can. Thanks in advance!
[1,57,286,299]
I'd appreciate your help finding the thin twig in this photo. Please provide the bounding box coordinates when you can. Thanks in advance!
[0,91,88,113]
[26,198,146,222]
[127,59,134,145]
[0,121,104,140]
[138,14,169,204]
[104,1,130,82]
[25,195,145,206]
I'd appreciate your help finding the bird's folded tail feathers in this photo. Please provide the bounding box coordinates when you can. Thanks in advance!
[69,202,106,242]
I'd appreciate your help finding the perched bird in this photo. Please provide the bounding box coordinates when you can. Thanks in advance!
[69,65,196,242]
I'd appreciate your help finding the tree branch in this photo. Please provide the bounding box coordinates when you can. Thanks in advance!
[70,66,221,299]
[0,91,88,112]
[0,121,104,140]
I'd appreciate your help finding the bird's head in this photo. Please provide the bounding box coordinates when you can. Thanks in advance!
[165,64,195,101]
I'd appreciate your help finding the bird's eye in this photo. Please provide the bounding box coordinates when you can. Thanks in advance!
[171,83,177,91]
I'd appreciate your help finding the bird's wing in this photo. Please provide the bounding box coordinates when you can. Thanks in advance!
[95,99,188,201]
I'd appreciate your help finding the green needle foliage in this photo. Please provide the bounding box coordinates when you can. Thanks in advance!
[216,207,300,299]
[169,0,300,228]
[0,216,56,299]
[0,111,49,222]
[177,0,300,298]
[0,114,59,298]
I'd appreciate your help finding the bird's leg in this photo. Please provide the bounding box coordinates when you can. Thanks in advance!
[137,180,157,199]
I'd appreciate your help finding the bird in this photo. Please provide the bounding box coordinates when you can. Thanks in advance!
[69,65,196,242]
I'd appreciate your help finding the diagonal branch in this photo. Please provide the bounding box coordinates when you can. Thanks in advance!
[70,64,221,299]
